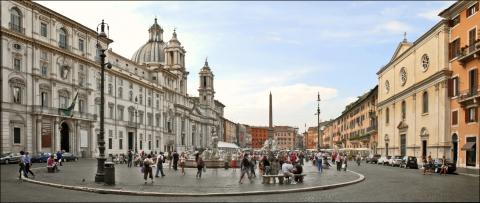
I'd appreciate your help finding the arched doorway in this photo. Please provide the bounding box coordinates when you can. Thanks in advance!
[452,134,458,164]
[60,122,70,152]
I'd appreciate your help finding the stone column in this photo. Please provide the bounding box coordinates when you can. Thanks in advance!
[55,119,60,152]
[36,117,42,154]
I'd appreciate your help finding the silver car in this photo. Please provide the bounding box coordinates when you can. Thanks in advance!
[389,155,403,167]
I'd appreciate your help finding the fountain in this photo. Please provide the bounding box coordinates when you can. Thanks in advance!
[185,127,225,168]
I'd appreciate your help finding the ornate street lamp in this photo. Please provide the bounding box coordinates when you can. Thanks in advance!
[95,19,112,183]
[316,92,321,150]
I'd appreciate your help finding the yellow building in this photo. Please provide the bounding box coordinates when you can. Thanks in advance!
[377,21,452,159]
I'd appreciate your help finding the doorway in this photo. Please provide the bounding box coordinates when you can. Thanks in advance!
[385,143,389,156]
[128,132,133,150]
[422,140,427,158]
[400,134,406,156]
[452,134,458,164]
[60,122,70,152]
[466,137,477,167]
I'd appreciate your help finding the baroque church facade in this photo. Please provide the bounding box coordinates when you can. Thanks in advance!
[1,0,225,157]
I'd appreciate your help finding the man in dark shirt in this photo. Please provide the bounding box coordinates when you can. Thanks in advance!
[127,150,133,168]
[172,151,179,170]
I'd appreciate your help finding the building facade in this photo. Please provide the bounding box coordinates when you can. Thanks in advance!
[1,0,226,157]
[223,119,237,144]
[377,20,451,159]
[250,126,268,149]
[273,126,297,150]
[440,1,479,169]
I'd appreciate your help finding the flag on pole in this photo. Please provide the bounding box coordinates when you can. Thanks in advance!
[59,91,78,117]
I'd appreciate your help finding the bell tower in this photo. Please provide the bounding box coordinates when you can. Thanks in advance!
[198,58,214,107]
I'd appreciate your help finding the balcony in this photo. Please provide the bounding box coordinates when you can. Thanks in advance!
[32,106,95,120]
[9,23,25,34]
[366,125,377,133]
[458,40,480,65]
[457,86,480,107]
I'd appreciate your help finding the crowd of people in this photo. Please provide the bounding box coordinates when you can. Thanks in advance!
[17,150,67,180]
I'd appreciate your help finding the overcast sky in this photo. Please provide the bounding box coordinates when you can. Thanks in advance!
[37,1,454,132]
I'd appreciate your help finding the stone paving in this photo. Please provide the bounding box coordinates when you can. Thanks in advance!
[29,159,360,194]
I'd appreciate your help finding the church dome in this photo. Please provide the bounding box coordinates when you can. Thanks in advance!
[131,18,166,65]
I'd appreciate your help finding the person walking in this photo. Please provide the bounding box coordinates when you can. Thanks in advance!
[155,152,166,177]
[356,154,361,166]
[335,153,342,171]
[18,151,27,179]
[342,154,348,172]
[249,155,257,178]
[180,152,186,175]
[231,154,238,172]
[239,154,252,184]
[196,156,205,179]
[299,152,305,166]
[56,151,63,166]
[172,151,179,171]
[127,150,133,168]
[315,151,323,173]
[143,154,154,184]
[24,152,35,178]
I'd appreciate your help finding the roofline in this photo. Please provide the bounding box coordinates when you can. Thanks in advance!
[438,1,460,17]
[28,0,113,44]
[376,20,448,75]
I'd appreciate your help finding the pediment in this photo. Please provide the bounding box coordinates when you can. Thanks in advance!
[397,120,408,130]
[390,42,412,62]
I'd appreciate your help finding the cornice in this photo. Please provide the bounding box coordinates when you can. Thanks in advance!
[377,69,452,108]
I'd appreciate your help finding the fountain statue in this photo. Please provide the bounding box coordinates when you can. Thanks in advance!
[186,127,224,168]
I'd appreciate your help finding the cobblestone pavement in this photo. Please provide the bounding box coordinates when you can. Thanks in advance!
[24,159,357,194]
[1,160,479,202]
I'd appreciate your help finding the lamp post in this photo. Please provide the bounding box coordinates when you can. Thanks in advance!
[316,92,321,151]
[135,96,138,154]
[95,19,112,183]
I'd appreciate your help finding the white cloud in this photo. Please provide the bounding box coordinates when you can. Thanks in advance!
[417,9,443,21]
[379,20,412,33]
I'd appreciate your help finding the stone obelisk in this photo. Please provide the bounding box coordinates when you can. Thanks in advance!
[268,92,273,140]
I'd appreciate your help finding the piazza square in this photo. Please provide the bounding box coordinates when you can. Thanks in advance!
[1,0,479,202]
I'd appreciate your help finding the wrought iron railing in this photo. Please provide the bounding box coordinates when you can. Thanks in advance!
[458,86,480,102]
[9,23,25,34]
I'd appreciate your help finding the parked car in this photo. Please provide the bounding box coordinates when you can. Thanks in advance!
[432,158,456,174]
[377,156,388,165]
[390,155,403,167]
[366,154,381,164]
[0,152,22,164]
[400,156,418,169]
[31,152,51,163]
[61,152,78,162]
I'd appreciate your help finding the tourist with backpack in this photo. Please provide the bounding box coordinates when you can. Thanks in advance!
[155,152,165,177]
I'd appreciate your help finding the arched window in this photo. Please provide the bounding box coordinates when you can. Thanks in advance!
[10,8,22,33]
[422,91,428,113]
[58,28,67,49]
[401,101,406,120]
[10,78,25,104]
[118,87,123,98]
[385,108,390,124]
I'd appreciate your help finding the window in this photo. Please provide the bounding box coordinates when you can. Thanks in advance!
[401,101,406,120]
[422,92,428,114]
[139,95,143,104]
[385,108,390,124]
[109,105,113,119]
[139,112,144,124]
[41,92,48,107]
[450,77,459,97]
[14,58,21,71]
[156,140,159,148]
[58,28,67,49]
[467,3,479,17]
[119,139,123,150]
[156,115,160,127]
[148,113,152,126]
[40,23,47,37]
[12,86,22,104]
[41,63,48,76]
[10,8,22,33]
[108,84,113,95]
[78,39,84,52]
[451,15,460,27]
[129,91,133,101]
[469,28,477,53]
[13,127,21,144]
[140,140,143,150]
[109,130,113,138]
[449,38,461,59]
[108,138,112,149]
[466,107,478,123]
[117,107,124,121]
[469,69,478,95]
[148,141,151,150]
[156,100,159,109]
[118,87,123,99]
[203,76,207,88]
[452,111,458,126]
[147,98,151,107]
[79,99,85,113]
